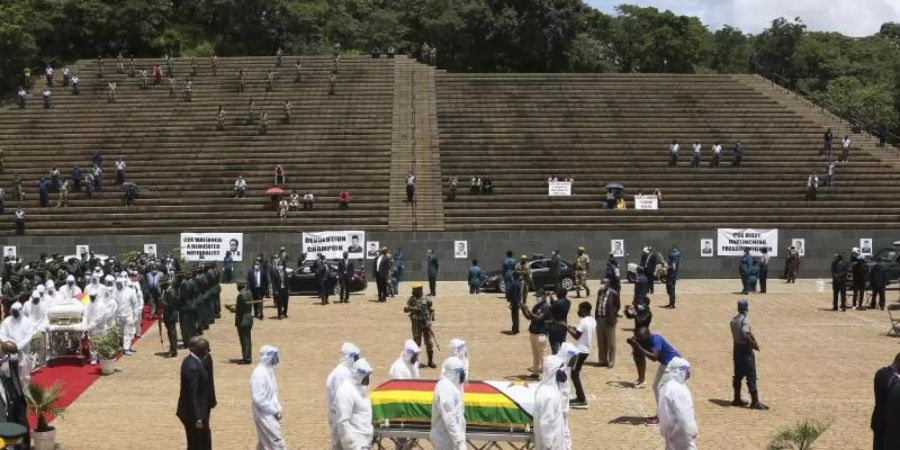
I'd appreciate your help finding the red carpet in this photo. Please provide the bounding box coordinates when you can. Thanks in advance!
[27,307,156,428]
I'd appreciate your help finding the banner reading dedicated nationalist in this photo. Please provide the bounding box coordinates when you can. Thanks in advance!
[180,232,244,261]
[717,228,778,257]
[302,231,365,260]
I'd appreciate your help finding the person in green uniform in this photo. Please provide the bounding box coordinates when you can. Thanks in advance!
[178,273,197,347]
[195,271,210,331]
[209,266,221,320]
[403,285,436,368]
[223,252,234,283]
[426,249,439,297]
[235,282,254,364]
[162,276,182,357]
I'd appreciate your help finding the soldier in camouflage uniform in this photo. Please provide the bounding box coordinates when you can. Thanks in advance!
[206,265,221,320]
[574,246,591,298]
[168,77,176,98]
[515,255,532,297]
[259,112,269,135]
[161,275,182,357]
[294,60,302,82]
[403,285,436,368]
[140,70,149,90]
[97,55,104,79]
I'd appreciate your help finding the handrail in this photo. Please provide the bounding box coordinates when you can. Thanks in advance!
[753,64,899,148]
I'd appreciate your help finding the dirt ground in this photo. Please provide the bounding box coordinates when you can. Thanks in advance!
[52,279,897,449]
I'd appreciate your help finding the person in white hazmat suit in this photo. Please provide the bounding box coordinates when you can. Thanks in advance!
[128,271,144,338]
[84,275,103,299]
[556,342,579,450]
[113,277,137,355]
[533,355,567,450]
[332,358,374,450]
[658,357,698,450]
[43,280,63,306]
[100,275,118,330]
[81,292,108,364]
[60,275,83,300]
[23,291,49,331]
[431,356,467,450]
[251,345,286,450]
[0,303,35,385]
[389,340,421,380]
[327,343,361,450]
[448,339,469,379]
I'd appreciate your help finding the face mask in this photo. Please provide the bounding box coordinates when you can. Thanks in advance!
[32,298,39,304]
[410,353,418,364]
[115,282,123,290]
[352,354,360,362]
[90,295,96,302]
[10,311,19,319]
[271,354,280,366]
[555,369,568,383]
[67,281,74,286]
[361,374,370,386]
[48,288,55,295]
[458,370,467,384]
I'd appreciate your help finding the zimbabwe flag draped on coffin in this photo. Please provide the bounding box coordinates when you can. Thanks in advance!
[370,380,534,430]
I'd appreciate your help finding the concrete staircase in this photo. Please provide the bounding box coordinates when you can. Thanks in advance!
[0,56,395,235]
[388,57,444,231]
[736,74,900,168]
[436,73,900,230]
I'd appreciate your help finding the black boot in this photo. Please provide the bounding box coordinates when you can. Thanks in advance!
[749,391,769,410]
[586,287,590,297]
[731,387,748,407]
[426,349,437,368]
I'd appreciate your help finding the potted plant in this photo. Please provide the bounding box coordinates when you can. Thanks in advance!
[767,418,831,450]
[90,327,122,375]
[25,382,66,450]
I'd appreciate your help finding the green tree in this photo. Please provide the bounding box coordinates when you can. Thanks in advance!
[753,17,806,85]
[705,26,750,73]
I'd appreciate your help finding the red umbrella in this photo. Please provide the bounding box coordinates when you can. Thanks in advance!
[266,187,285,196]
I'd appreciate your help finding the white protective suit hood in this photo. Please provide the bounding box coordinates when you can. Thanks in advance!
[389,340,420,380]
[333,358,374,450]
[658,357,698,450]
[534,355,566,450]
[448,338,469,382]
[44,280,54,290]
[251,345,286,449]
[431,356,467,450]
[327,342,361,449]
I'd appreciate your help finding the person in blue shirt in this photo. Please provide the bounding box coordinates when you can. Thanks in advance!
[38,178,49,207]
[468,260,484,294]
[502,250,516,291]
[739,248,753,295]
[628,327,682,425]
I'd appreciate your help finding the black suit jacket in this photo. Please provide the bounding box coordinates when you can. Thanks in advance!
[268,260,287,290]
[338,259,354,279]
[176,354,217,424]
[374,255,391,280]
[0,358,28,449]
[247,268,268,292]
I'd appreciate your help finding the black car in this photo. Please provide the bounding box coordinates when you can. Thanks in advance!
[862,243,900,284]
[481,258,576,293]
[287,260,367,297]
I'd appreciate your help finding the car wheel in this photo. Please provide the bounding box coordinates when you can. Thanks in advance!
[334,283,342,297]
[560,277,574,291]
[498,279,506,293]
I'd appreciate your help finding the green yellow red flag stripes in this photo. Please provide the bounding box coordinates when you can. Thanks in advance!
[370,380,533,430]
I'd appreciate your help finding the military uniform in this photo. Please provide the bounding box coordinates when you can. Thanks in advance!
[574,249,591,297]
[194,272,209,331]
[405,289,435,367]
[162,280,182,356]
[235,287,253,363]
[178,276,197,348]
[515,257,532,296]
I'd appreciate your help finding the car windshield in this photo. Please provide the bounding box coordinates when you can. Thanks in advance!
[530,260,546,269]
[873,249,898,262]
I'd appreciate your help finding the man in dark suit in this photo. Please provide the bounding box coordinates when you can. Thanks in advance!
[269,255,289,319]
[247,259,268,319]
[337,251,354,303]
[549,250,562,287]
[234,284,253,364]
[374,247,391,302]
[176,337,217,450]
[0,342,29,450]
[315,254,331,305]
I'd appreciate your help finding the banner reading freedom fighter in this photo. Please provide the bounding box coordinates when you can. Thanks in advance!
[180,232,243,262]
[717,228,778,257]
[302,231,365,260]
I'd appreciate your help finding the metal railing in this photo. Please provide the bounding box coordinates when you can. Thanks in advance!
[753,64,899,149]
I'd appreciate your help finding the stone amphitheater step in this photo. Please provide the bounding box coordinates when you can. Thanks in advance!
[0,56,398,235]
[436,72,900,230]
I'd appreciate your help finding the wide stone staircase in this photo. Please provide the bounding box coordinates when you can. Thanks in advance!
[436,73,900,230]
[0,55,395,235]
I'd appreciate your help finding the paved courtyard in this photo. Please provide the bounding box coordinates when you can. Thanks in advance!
[52,279,898,449]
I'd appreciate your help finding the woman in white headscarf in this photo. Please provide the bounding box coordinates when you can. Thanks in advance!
[251,345,286,450]
[657,357,698,450]
[389,339,420,380]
